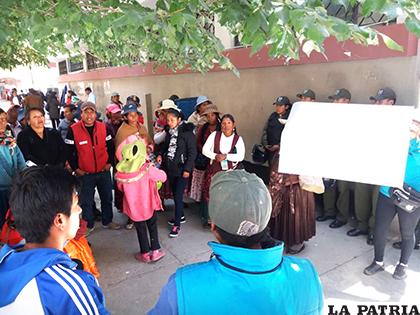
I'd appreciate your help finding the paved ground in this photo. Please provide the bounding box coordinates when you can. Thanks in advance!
[88,200,420,315]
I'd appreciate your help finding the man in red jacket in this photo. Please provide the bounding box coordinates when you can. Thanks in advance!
[65,102,120,233]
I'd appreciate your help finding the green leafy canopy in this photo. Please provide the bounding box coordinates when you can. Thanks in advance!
[0,0,418,74]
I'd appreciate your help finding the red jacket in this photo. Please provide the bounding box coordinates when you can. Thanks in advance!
[71,121,109,173]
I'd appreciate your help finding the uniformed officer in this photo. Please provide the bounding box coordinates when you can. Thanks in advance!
[349,87,396,245]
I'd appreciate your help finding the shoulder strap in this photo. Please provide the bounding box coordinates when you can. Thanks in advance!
[214,131,222,154]
[229,134,240,153]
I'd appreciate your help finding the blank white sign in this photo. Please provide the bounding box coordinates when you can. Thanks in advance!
[278,102,414,187]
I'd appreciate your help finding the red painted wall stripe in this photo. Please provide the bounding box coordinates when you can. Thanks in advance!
[59,23,417,83]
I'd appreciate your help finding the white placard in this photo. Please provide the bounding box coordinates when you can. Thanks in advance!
[278,102,414,187]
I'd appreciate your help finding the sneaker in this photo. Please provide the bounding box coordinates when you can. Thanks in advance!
[135,252,151,263]
[102,222,121,230]
[125,222,134,230]
[85,226,95,237]
[393,264,407,280]
[168,216,186,226]
[169,226,180,238]
[363,261,384,276]
[150,249,166,262]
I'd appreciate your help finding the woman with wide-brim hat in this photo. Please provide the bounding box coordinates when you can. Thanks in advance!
[153,99,181,146]
[190,104,222,227]
[187,96,211,130]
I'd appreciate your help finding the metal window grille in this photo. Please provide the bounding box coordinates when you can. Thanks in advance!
[58,60,68,75]
[68,57,84,72]
[323,1,395,26]
[204,15,215,34]
[86,53,111,70]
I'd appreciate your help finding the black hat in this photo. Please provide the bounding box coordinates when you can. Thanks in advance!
[126,95,141,106]
[369,87,396,102]
[273,96,291,106]
[328,88,351,100]
[296,89,316,100]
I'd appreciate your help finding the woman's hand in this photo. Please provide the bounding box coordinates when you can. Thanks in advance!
[182,171,190,178]
[215,154,227,162]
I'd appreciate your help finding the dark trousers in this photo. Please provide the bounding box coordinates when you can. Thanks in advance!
[322,185,338,217]
[322,181,352,222]
[0,189,10,229]
[134,212,160,254]
[374,194,420,265]
[80,171,113,228]
[51,119,60,129]
[354,183,379,233]
[169,176,188,227]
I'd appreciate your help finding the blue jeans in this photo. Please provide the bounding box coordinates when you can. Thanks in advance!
[169,176,188,227]
[79,171,113,228]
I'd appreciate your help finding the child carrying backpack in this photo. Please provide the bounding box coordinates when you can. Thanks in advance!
[115,135,167,263]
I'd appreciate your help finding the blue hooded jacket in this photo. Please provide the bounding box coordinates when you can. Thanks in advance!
[149,241,323,315]
[0,244,109,314]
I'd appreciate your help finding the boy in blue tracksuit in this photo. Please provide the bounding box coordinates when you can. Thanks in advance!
[149,170,324,315]
[0,166,109,314]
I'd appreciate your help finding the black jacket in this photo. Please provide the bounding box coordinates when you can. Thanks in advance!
[266,112,286,146]
[17,126,67,167]
[160,122,197,177]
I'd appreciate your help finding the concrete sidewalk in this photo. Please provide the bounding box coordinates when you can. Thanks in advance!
[89,201,420,314]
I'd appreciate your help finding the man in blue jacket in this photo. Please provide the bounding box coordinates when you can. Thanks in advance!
[0,166,109,314]
[149,170,324,315]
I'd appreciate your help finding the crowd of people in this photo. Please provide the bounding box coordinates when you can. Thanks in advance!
[0,84,418,314]
[260,87,420,280]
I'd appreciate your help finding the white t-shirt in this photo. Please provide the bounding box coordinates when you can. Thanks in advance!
[202,131,245,162]
[87,93,96,104]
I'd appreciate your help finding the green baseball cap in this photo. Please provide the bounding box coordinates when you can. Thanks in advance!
[209,170,272,237]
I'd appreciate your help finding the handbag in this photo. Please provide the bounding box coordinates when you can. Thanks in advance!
[195,152,210,170]
[252,144,267,164]
[389,184,420,213]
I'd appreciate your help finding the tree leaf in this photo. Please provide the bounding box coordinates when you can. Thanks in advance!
[250,31,266,55]
[302,40,316,57]
[378,32,404,52]
[361,0,386,16]
[105,28,113,38]
[307,24,329,44]
[405,17,420,38]
[245,12,261,35]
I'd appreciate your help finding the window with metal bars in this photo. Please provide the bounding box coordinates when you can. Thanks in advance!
[86,53,112,70]
[68,57,84,72]
[58,60,68,75]
[323,1,395,26]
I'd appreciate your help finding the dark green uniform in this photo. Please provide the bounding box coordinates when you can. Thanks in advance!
[322,180,352,222]
[354,183,379,233]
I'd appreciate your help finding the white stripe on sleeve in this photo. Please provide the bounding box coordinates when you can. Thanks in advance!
[44,267,88,315]
[51,265,94,315]
[58,264,100,315]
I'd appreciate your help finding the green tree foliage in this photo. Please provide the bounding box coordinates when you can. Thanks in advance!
[0,0,419,74]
